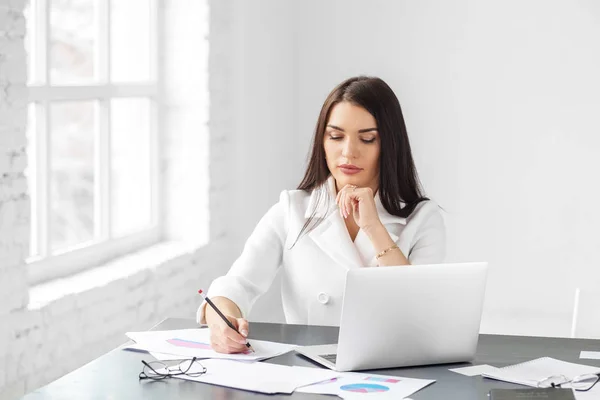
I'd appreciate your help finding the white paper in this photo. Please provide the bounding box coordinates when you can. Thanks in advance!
[125,328,296,361]
[580,351,600,360]
[296,371,434,399]
[163,358,340,394]
[124,343,204,361]
[449,364,500,377]
[141,347,257,364]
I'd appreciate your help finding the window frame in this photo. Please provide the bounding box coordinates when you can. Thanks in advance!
[26,0,161,285]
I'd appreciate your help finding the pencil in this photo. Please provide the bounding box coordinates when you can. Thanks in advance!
[198,289,255,353]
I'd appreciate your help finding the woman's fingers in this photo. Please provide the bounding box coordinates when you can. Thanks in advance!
[346,190,356,218]
[336,184,359,219]
[212,330,247,353]
[345,185,359,218]
[352,197,360,215]
[209,317,250,354]
[221,320,248,346]
[237,318,250,337]
[224,328,247,346]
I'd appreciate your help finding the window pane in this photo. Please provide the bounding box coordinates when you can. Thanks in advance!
[50,0,96,84]
[50,101,96,252]
[110,98,152,237]
[111,0,151,82]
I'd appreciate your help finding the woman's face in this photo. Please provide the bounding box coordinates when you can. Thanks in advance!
[324,101,381,193]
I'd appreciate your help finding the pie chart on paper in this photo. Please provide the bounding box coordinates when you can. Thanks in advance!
[340,383,390,393]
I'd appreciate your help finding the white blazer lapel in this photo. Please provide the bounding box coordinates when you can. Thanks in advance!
[305,177,363,270]
[308,210,363,270]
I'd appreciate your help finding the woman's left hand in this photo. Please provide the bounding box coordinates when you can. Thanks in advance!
[336,184,382,232]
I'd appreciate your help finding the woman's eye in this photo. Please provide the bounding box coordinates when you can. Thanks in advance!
[361,138,376,143]
[329,135,343,140]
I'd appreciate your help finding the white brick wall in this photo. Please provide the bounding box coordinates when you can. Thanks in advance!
[1,0,31,396]
[0,0,236,398]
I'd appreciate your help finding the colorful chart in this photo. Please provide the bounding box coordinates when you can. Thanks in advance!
[365,376,401,384]
[166,338,212,350]
[340,383,390,393]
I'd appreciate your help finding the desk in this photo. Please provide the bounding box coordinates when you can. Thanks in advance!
[21,318,600,399]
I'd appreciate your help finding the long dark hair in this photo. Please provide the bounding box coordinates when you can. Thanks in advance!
[295,76,429,242]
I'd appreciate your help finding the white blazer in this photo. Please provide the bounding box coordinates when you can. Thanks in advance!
[197,176,446,327]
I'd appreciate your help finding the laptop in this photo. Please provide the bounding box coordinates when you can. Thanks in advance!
[295,262,488,371]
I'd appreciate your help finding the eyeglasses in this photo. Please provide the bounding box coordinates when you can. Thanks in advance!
[139,357,207,381]
[537,373,600,392]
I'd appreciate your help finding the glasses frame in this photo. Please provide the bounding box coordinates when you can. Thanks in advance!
[537,372,600,392]
[139,357,207,381]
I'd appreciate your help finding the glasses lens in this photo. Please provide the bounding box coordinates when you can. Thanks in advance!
[187,367,206,377]
[143,361,169,379]
[178,359,206,377]
[178,359,195,373]
[571,374,599,390]
[538,375,568,388]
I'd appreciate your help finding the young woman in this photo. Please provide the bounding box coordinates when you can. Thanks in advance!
[198,76,446,353]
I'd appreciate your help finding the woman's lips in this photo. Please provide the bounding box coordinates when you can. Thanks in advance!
[339,165,362,175]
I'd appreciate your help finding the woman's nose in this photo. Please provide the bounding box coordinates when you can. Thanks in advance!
[342,139,358,158]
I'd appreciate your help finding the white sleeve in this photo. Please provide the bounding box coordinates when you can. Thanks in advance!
[407,207,446,265]
[196,191,289,323]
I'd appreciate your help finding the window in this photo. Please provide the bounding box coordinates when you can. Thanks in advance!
[25,0,160,284]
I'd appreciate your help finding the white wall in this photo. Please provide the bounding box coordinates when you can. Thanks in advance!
[225,0,298,322]
[235,0,600,336]
[228,1,299,245]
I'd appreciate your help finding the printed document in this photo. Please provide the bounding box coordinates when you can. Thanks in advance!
[125,328,295,361]
[296,371,434,399]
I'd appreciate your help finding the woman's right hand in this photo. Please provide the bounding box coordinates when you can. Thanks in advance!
[208,314,250,354]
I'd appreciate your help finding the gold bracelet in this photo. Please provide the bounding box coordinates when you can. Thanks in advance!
[375,245,399,260]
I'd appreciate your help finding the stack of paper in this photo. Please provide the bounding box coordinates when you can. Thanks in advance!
[482,357,600,388]
[159,358,340,394]
[124,328,296,361]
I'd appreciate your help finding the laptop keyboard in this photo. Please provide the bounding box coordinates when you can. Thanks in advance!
[319,353,337,363]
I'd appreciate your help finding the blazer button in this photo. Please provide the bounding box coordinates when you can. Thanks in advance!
[317,292,330,305]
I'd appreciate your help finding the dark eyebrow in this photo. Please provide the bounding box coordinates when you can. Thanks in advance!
[326,124,378,133]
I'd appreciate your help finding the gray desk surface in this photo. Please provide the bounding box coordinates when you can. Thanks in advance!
[21,318,600,400]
